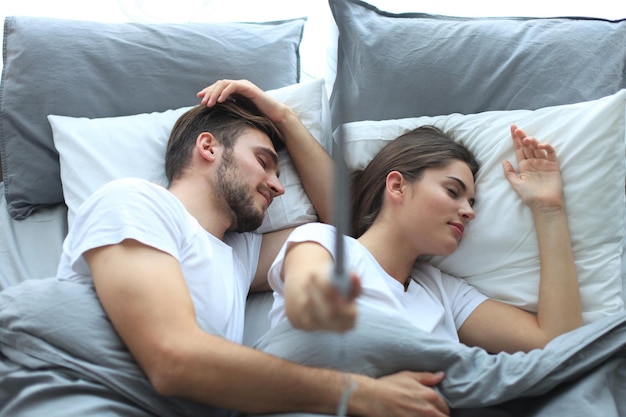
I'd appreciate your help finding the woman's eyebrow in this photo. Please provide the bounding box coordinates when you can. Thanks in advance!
[446,176,467,191]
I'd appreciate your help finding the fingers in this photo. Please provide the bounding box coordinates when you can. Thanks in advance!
[297,272,359,332]
[196,79,254,107]
[501,160,520,188]
[414,371,446,386]
[196,79,233,107]
[348,272,362,301]
[508,124,556,162]
[411,371,450,415]
[378,370,450,416]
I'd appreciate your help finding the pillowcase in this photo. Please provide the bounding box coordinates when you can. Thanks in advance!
[0,15,305,220]
[49,78,331,234]
[338,90,626,323]
[329,0,626,128]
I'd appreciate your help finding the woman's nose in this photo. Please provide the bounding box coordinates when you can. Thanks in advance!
[460,200,475,221]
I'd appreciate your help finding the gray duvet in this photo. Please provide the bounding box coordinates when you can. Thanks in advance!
[0,277,624,417]
[0,278,230,417]
[254,309,626,417]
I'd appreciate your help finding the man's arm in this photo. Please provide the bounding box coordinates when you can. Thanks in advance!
[198,80,335,291]
[198,79,334,223]
[85,239,450,416]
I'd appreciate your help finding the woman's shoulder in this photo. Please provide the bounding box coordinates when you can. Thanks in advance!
[412,262,479,293]
[412,262,458,283]
[293,221,333,232]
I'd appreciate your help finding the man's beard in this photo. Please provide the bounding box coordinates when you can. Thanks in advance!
[217,151,265,232]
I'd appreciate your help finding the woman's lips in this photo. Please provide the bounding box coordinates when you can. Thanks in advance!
[449,222,465,239]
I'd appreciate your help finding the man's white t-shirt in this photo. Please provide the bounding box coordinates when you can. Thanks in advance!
[57,178,262,344]
[267,222,488,342]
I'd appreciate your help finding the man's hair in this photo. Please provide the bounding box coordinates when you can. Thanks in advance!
[165,95,284,183]
[350,125,480,238]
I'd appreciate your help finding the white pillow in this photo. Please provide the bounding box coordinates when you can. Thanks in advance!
[49,78,331,234]
[338,90,626,323]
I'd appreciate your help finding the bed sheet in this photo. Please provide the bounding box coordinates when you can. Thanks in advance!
[0,183,67,289]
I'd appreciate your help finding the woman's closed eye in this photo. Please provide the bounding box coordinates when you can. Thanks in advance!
[447,187,475,207]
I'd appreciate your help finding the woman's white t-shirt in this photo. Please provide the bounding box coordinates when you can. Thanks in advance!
[57,178,262,344]
[267,222,487,342]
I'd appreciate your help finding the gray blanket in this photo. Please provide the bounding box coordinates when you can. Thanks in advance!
[1,277,625,417]
[0,277,232,417]
[254,309,626,417]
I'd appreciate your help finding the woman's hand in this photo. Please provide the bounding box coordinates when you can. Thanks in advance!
[197,79,287,123]
[283,242,361,332]
[502,124,564,213]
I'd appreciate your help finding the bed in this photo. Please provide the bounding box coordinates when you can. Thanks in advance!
[1,0,625,415]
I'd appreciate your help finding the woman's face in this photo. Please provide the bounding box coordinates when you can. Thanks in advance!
[401,160,476,256]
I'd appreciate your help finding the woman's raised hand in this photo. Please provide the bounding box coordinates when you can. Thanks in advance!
[502,124,565,212]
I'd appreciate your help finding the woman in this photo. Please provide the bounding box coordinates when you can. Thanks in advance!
[266,124,583,354]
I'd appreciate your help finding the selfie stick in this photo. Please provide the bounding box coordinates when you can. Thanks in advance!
[331,122,351,298]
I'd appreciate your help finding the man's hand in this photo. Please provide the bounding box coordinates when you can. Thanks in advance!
[197,79,287,123]
[352,371,450,417]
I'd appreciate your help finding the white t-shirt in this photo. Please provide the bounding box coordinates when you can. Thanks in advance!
[267,222,487,342]
[57,178,262,344]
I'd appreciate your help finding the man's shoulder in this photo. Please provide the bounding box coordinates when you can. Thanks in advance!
[96,177,166,195]
[76,178,183,226]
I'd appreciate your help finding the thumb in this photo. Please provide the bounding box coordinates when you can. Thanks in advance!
[348,272,362,300]
[502,160,518,185]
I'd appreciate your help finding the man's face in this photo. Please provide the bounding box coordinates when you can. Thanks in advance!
[216,128,284,232]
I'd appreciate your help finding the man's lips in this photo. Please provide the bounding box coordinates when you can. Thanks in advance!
[449,222,465,239]
[259,190,271,208]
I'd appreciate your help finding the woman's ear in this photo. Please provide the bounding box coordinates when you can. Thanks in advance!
[196,132,217,162]
[385,171,405,203]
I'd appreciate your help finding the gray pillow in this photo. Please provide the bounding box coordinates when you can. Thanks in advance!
[329,0,626,128]
[0,16,305,219]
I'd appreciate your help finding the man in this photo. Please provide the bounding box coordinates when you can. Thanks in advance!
[0,80,450,416]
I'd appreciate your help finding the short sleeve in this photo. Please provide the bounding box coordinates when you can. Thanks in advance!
[440,271,489,329]
[61,178,191,276]
[267,222,336,293]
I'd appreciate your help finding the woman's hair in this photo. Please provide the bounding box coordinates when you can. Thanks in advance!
[350,125,479,238]
[165,95,283,183]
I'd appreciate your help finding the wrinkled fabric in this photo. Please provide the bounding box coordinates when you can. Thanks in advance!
[0,277,233,417]
[254,308,626,417]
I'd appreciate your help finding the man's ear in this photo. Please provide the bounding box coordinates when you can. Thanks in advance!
[196,132,217,162]
[386,171,405,203]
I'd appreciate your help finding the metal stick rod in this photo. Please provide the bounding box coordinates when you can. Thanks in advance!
[331,122,351,297]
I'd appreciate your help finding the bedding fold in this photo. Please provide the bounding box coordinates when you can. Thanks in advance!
[1,276,624,416]
[0,277,232,417]
[254,308,626,416]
